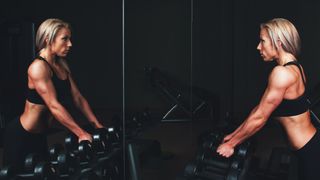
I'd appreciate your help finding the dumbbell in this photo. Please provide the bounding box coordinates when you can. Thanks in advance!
[51,152,78,178]
[65,135,94,159]
[0,154,57,180]
[184,161,240,180]
[65,135,95,166]
[0,165,17,180]
[202,139,251,159]
[198,131,224,147]
[105,126,121,148]
[0,163,57,180]
[84,149,122,180]
[65,134,78,153]
[197,148,246,168]
[78,140,95,164]
[196,150,245,178]
[48,144,64,162]
[92,128,112,155]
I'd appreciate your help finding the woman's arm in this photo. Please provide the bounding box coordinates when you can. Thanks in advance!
[217,66,295,157]
[28,61,92,141]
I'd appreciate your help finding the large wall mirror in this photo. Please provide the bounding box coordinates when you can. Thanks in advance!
[124,0,320,180]
[0,0,124,179]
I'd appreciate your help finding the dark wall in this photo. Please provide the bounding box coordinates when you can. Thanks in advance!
[0,0,122,118]
[193,0,234,123]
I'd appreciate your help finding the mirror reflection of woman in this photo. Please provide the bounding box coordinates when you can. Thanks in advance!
[217,18,319,180]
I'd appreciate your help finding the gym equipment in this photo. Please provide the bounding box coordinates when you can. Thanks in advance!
[184,161,240,180]
[50,152,78,178]
[0,160,57,180]
[196,149,244,170]
[199,131,251,159]
[65,134,78,153]
[145,66,209,122]
[48,144,64,161]
[24,153,43,173]
[106,126,121,148]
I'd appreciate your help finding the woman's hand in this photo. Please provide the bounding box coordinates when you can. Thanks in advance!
[94,122,104,129]
[216,143,235,158]
[222,134,233,143]
[78,132,93,142]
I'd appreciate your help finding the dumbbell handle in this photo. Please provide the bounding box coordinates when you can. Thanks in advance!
[204,165,228,175]
[196,169,226,180]
[201,158,229,170]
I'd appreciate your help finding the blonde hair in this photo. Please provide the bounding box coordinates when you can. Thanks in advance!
[260,18,301,57]
[36,18,71,51]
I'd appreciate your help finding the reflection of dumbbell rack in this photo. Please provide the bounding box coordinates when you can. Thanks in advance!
[0,127,123,180]
[60,127,123,180]
[145,66,208,122]
[0,153,58,179]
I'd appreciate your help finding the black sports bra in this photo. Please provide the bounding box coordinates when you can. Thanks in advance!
[26,56,72,105]
[271,61,309,117]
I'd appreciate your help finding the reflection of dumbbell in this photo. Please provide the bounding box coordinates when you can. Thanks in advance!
[65,135,94,166]
[0,163,57,180]
[0,153,57,180]
[92,128,112,155]
[106,126,121,148]
[65,134,78,153]
[48,144,64,162]
[51,153,77,178]
[48,143,79,177]
[65,135,94,158]
[184,161,240,180]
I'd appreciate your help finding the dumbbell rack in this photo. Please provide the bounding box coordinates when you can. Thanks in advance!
[0,127,124,180]
[178,131,253,180]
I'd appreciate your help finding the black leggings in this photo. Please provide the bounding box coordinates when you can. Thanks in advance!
[2,117,48,170]
[295,130,320,180]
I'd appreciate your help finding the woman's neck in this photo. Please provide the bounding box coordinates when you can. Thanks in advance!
[276,52,296,65]
[39,49,56,65]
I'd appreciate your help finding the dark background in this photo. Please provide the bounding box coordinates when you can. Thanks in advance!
[1,0,320,178]
[2,0,320,126]
[0,0,122,120]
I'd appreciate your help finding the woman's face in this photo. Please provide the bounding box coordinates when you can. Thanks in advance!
[257,28,278,61]
[50,27,72,57]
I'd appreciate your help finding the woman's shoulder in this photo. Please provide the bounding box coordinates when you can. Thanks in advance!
[268,65,296,86]
[28,59,51,78]
[271,65,295,77]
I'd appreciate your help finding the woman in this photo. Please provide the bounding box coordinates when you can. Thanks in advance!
[217,18,319,180]
[3,18,104,169]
